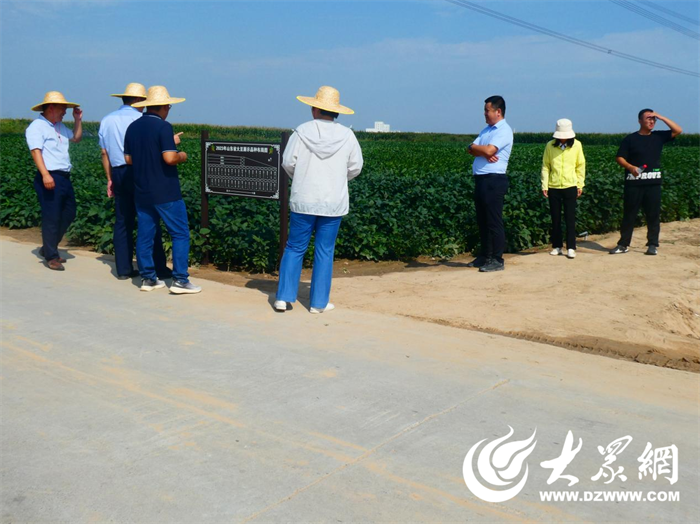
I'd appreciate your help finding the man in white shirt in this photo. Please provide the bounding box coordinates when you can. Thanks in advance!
[466,95,514,273]
[99,83,170,280]
[26,91,83,271]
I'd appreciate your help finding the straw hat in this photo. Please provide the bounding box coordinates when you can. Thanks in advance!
[553,118,576,139]
[31,91,80,112]
[296,86,354,115]
[110,82,147,99]
[132,86,185,108]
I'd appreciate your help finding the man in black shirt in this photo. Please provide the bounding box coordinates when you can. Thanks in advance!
[609,109,682,256]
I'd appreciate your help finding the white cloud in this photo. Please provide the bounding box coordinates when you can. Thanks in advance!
[205,26,697,82]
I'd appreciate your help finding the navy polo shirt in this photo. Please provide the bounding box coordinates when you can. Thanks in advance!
[124,112,182,206]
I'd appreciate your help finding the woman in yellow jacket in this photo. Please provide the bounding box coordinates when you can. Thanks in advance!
[541,119,586,259]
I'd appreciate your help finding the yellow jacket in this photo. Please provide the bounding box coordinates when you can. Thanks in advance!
[541,139,586,190]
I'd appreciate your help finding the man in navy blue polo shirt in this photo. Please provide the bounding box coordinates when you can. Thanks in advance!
[99,82,171,280]
[26,91,83,271]
[124,86,201,294]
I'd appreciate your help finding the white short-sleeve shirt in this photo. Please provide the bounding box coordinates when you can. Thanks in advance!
[25,114,74,172]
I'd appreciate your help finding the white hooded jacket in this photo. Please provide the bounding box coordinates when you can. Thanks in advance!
[282,119,363,217]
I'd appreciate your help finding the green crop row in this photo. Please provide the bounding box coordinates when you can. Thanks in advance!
[3,118,698,146]
[2,121,698,272]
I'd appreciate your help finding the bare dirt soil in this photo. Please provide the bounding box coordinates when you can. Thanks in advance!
[4,219,699,372]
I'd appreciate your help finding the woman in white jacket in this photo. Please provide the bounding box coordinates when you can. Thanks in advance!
[274,86,363,313]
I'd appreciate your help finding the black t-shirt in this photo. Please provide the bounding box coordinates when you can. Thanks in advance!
[616,130,674,186]
[124,113,182,206]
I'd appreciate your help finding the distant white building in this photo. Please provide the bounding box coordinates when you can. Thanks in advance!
[365,121,396,133]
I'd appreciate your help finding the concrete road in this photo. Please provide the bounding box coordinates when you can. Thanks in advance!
[1,238,698,523]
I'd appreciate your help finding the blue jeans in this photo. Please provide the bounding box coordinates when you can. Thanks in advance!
[34,171,76,261]
[276,212,342,309]
[112,165,168,276]
[136,199,190,283]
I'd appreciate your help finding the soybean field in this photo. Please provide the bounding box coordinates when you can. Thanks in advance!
[1,119,698,271]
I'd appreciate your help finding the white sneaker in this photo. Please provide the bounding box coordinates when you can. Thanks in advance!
[274,300,287,311]
[550,248,562,256]
[310,303,335,314]
[567,249,576,259]
[140,278,166,292]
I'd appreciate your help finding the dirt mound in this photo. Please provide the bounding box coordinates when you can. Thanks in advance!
[328,220,700,372]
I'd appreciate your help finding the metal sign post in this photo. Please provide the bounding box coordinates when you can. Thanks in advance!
[200,129,210,265]
[278,131,290,268]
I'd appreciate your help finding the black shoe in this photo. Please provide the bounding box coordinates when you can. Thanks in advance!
[479,259,505,272]
[466,256,488,268]
[157,267,173,279]
[645,245,658,256]
[609,245,629,254]
[117,269,140,280]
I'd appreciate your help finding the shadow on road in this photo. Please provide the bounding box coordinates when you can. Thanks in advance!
[245,278,311,312]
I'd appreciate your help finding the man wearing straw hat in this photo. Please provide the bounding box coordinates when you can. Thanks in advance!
[124,85,201,294]
[274,86,363,313]
[25,91,83,271]
[99,83,171,280]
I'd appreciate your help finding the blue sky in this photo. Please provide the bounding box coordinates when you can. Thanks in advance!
[1,0,698,133]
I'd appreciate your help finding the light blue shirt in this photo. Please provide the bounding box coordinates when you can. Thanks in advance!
[98,105,143,167]
[25,114,74,172]
[471,119,514,175]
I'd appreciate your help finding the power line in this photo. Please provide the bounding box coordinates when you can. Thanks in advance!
[609,0,699,40]
[638,0,699,26]
[445,0,699,78]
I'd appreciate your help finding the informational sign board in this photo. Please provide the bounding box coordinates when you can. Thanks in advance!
[199,131,290,267]
[203,141,281,200]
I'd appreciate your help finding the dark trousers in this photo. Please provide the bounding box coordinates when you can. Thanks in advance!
[34,171,76,261]
[548,187,578,250]
[111,165,167,276]
[618,184,661,247]
[474,174,509,263]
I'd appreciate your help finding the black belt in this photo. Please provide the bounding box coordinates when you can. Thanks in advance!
[113,164,128,169]
[44,170,71,178]
[475,173,507,177]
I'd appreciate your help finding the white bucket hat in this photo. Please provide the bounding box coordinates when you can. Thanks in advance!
[132,86,185,108]
[31,91,80,111]
[110,82,147,99]
[297,86,354,115]
[553,118,576,139]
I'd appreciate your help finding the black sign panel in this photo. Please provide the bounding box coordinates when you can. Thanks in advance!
[204,141,281,199]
